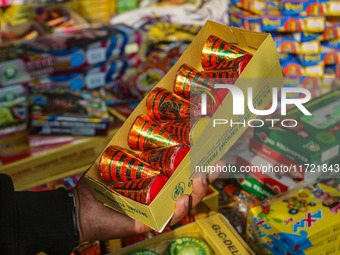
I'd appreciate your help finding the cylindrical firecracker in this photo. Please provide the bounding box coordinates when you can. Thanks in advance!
[128,115,181,151]
[202,35,252,74]
[157,118,210,145]
[157,119,191,145]
[99,145,160,182]
[201,69,239,85]
[189,94,215,117]
[110,175,169,205]
[138,145,191,177]
[173,64,214,100]
[146,87,192,120]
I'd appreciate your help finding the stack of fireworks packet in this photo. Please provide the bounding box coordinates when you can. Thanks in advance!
[247,180,340,255]
[228,0,340,100]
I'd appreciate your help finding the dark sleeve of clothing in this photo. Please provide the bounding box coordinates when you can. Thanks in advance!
[0,173,77,255]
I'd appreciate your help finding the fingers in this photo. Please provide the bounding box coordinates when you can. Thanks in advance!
[190,173,209,209]
[169,195,190,226]
[207,160,225,184]
[190,159,225,208]
[133,220,153,234]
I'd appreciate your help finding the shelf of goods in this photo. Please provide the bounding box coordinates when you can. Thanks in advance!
[0,128,120,190]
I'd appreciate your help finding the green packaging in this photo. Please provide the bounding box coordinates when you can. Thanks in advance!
[253,88,340,166]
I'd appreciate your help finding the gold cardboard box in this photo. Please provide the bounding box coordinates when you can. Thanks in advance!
[111,213,254,255]
[85,20,283,231]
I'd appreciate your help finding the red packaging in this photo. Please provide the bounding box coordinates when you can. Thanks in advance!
[146,87,192,120]
[138,145,190,177]
[201,35,253,74]
[157,118,209,145]
[110,175,168,205]
[99,145,160,182]
[173,64,213,100]
[128,115,182,151]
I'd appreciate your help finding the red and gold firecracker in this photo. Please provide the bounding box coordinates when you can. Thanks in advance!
[157,119,191,145]
[99,145,160,182]
[201,69,239,85]
[146,87,192,120]
[174,64,214,100]
[138,145,191,177]
[157,118,210,145]
[190,94,215,117]
[201,35,252,74]
[128,114,181,151]
[110,175,169,205]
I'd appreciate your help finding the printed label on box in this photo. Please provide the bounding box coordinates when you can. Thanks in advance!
[87,48,106,65]
[86,72,106,89]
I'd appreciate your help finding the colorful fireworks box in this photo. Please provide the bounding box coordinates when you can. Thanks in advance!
[228,4,262,32]
[113,213,254,255]
[236,150,299,194]
[230,0,281,15]
[29,57,139,91]
[296,50,340,67]
[321,0,340,16]
[281,0,324,16]
[231,0,340,17]
[274,36,320,54]
[280,57,324,77]
[293,23,340,42]
[322,38,340,49]
[84,21,283,231]
[253,88,340,166]
[0,25,141,87]
[261,16,325,33]
[248,181,340,255]
[0,84,29,158]
[29,90,110,136]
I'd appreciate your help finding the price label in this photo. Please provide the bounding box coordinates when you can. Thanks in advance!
[301,42,319,53]
[330,2,340,13]
[125,43,139,55]
[86,72,106,89]
[306,18,325,31]
[253,0,265,11]
[305,65,323,76]
[86,48,106,64]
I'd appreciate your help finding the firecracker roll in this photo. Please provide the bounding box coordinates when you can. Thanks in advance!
[99,145,160,182]
[201,35,252,74]
[110,175,169,205]
[128,115,181,151]
[146,87,193,120]
[138,145,191,177]
[201,69,239,85]
[157,118,210,145]
[173,64,214,100]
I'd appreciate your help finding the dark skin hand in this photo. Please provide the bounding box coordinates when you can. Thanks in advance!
[73,160,224,242]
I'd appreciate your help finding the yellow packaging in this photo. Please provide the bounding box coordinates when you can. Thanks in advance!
[0,128,119,190]
[302,63,324,78]
[112,213,254,255]
[202,185,219,212]
[299,41,320,54]
[85,20,283,231]
[249,182,340,254]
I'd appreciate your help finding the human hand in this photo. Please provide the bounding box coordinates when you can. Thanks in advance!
[73,160,223,242]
